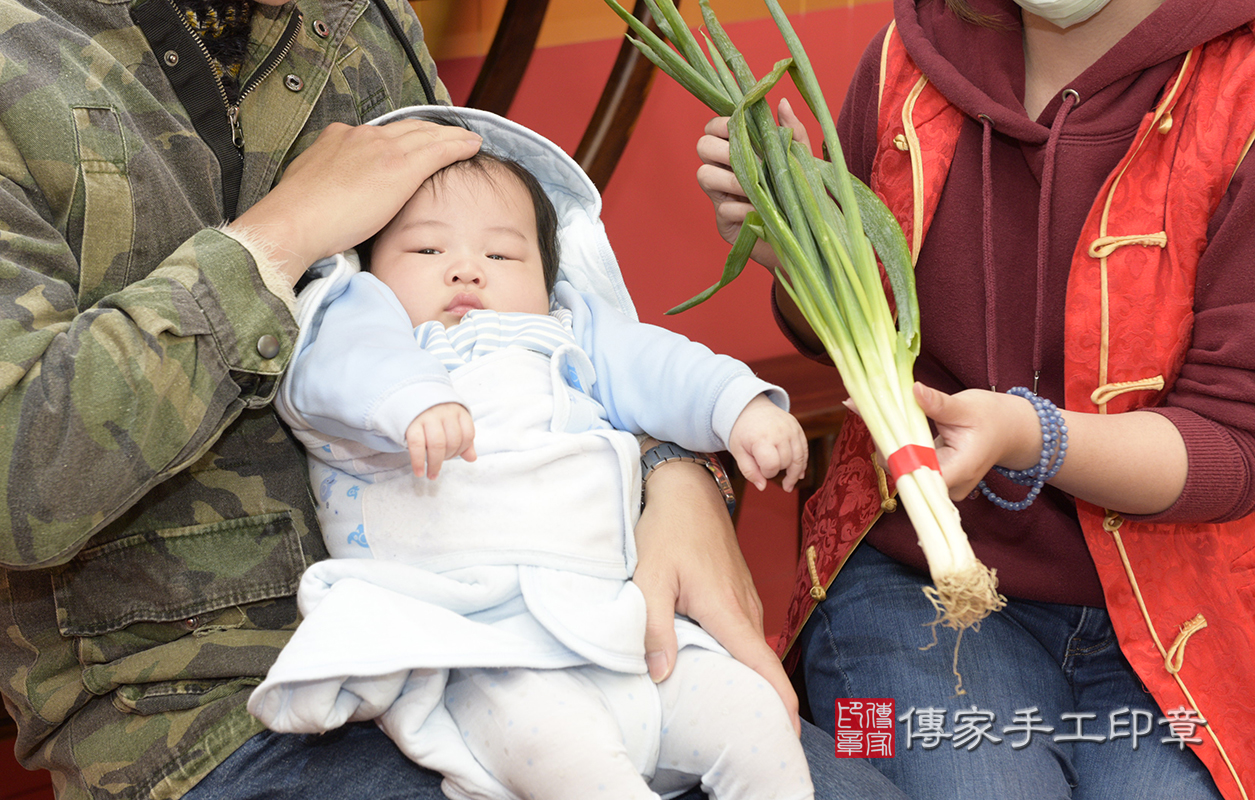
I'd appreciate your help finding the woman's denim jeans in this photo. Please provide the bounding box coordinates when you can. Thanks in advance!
[798,542,1223,800]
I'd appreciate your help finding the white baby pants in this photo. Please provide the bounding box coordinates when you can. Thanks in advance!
[442,646,814,800]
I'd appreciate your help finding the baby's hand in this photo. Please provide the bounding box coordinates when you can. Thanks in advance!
[728,394,808,492]
[405,403,477,479]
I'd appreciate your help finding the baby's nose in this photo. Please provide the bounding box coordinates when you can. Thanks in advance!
[449,263,483,284]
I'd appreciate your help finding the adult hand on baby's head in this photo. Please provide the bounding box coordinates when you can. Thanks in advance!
[728,394,808,492]
[229,119,481,285]
[405,403,477,479]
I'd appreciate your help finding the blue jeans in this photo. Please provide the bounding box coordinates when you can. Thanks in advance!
[183,714,907,799]
[799,543,1222,800]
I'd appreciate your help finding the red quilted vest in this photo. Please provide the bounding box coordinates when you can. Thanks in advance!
[777,21,1255,799]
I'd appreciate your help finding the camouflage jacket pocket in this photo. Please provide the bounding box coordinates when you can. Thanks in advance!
[111,676,262,715]
[51,512,304,668]
[71,105,136,309]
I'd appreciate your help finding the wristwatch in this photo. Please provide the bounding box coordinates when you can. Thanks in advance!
[640,442,737,516]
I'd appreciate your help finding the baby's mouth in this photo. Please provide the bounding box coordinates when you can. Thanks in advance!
[445,293,484,317]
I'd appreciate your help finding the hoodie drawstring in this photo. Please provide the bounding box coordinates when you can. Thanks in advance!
[980,114,997,391]
[1032,90,1079,393]
[980,89,1078,393]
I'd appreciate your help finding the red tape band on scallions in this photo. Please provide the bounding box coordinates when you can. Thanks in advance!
[887,444,941,481]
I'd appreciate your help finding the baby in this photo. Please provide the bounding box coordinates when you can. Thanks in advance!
[251,109,813,800]
[372,136,801,491]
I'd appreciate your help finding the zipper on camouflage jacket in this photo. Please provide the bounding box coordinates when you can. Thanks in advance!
[133,0,302,220]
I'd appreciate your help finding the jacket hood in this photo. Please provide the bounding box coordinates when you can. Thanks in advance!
[370,106,636,319]
[895,0,1255,141]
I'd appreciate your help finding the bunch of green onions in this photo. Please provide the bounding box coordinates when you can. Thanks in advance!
[605,0,1005,633]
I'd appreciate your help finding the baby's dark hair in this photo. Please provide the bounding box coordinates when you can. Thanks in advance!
[373,109,561,292]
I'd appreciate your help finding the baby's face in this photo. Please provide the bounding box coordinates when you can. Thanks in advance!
[372,164,550,328]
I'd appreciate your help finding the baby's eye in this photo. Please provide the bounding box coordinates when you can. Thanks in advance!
[486,254,508,261]
[416,248,440,255]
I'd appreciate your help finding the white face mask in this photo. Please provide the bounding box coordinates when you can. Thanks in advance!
[1012,0,1111,28]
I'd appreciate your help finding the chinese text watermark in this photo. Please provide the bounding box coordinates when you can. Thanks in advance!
[833,700,1207,758]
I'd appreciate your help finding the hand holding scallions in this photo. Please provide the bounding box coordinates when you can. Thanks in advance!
[912,384,1049,501]
[696,100,812,275]
[697,105,827,357]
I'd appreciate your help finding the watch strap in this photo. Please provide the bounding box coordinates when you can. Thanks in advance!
[640,443,736,516]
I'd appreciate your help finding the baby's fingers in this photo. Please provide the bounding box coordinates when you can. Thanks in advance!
[429,412,480,478]
[730,441,768,492]
[422,422,450,480]
[781,437,809,493]
[407,429,428,477]
[746,440,792,492]
[456,412,478,463]
[406,404,477,479]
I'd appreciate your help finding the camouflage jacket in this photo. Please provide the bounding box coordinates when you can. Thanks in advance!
[0,0,448,797]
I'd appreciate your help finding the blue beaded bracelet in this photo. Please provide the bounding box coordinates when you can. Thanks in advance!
[978,387,1068,512]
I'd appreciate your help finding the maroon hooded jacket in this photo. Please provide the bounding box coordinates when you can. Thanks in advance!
[779,0,1255,608]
